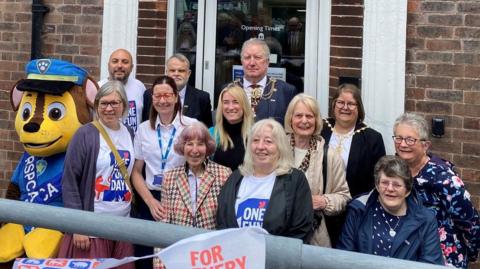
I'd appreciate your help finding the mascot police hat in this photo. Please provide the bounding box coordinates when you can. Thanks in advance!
[16,59,88,94]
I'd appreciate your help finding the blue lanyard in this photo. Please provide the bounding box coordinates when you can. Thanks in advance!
[156,125,176,171]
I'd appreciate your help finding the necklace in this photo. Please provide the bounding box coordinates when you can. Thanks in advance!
[289,133,318,172]
[332,128,354,155]
[381,209,402,237]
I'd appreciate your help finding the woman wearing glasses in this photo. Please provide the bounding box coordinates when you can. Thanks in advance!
[393,113,479,269]
[321,83,386,198]
[338,155,443,264]
[59,81,135,267]
[321,84,385,245]
[131,75,197,267]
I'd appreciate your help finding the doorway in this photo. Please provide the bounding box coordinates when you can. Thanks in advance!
[167,0,327,111]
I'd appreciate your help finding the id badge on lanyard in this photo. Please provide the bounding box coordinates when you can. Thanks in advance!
[153,125,176,186]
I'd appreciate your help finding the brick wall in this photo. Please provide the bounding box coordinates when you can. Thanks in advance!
[136,0,168,89]
[406,2,480,267]
[0,0,103,198]
[329,0,364,98]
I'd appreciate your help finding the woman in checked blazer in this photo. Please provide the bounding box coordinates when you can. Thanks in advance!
[154,122,231,268]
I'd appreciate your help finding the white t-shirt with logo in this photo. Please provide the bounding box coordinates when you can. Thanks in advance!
[99,77,146,132]
[94,123,134,217]
[235,172,276,228]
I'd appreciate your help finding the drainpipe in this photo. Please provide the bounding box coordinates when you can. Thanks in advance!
[31,0,50,60]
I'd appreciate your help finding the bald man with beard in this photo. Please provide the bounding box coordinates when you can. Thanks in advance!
[99,49,146,132]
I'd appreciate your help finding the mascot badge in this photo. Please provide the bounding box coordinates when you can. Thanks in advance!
[0,59,98,263]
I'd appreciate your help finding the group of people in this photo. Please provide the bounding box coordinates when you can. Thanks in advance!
[56,38,479,269]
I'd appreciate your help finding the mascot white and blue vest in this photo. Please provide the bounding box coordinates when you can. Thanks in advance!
[0,59,98,264]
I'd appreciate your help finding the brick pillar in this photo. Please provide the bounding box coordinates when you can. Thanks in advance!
[136,0,168,89]
[329,0,364,113]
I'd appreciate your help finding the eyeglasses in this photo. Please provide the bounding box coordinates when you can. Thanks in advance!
[379,180,405,190]
[335,100,358,110]
[99,100,122,109]
[153,92,176,101]
[392,136,424,146]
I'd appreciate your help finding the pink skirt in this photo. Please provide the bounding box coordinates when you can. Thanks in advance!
[58,234,134,269]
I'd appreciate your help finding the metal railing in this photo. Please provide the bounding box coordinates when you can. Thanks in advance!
[0,199,445,269]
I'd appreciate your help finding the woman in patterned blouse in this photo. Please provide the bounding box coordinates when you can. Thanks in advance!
[393,112,480,268]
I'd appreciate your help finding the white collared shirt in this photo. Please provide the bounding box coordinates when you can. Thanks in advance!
[178,85,187,107]
[134,112,197,190]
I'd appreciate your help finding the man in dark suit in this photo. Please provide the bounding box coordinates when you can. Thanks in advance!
[229,38,297,124]
[142,53,213,127]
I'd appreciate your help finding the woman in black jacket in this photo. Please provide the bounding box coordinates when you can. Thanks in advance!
[216,119,313,243]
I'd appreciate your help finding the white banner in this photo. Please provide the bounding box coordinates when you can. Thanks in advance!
[159,227,267,269]
[13,227,267,269]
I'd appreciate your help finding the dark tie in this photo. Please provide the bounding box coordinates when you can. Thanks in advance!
[250,84,261,118]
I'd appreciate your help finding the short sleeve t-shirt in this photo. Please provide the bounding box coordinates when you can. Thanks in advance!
[235,172,276,228]
[94,123,134,217]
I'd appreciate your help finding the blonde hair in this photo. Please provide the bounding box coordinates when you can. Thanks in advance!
[239,119,293,176]
[214,84,253,151]
[284,93,323,136]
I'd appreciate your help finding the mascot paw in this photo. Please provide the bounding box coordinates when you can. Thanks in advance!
[0,223,25,262]
[23,228,63,259]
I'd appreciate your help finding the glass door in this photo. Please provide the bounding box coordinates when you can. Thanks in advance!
[168,0,321,109]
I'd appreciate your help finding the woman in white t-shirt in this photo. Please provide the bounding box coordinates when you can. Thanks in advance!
[59,81,135,268]
[131,75,196,266]
[216,119,314,243]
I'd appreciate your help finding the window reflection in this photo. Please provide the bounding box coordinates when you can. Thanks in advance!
[215,0,306,101]
[174,0,198,86]
[173,0,307,101]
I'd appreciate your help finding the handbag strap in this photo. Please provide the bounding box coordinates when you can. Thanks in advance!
[322,143,328,194]
[92,121,134,198]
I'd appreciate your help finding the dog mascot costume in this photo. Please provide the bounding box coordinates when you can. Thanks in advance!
[0,59,98,265]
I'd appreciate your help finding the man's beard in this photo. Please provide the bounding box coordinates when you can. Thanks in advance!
[112,74,129,84]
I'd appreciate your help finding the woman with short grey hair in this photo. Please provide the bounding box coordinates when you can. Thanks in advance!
[338,155,443,264]
[393,112,480,268]
[59,80,135,268]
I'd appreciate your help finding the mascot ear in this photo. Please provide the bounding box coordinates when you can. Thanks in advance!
[85,76,99,108]
[10,80,24,111]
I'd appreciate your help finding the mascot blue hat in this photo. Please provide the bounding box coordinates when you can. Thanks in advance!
[16,59,88,94]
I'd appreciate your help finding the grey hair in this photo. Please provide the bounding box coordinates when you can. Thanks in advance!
[374,155,413,193]
[241,38,270,59]
[239,119,293,176]
[167,53,191,68]
[393,112,429,141]
[284,93,323,136]
[94,80,129,117]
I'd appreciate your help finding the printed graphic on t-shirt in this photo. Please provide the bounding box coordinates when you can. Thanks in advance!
[123,100,138,131]
[95,150,132,202]
[236,198,269,227]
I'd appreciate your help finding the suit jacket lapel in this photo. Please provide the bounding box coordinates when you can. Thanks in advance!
[183,86,193,116]
[256,77,273,119]
[176,171,195,216]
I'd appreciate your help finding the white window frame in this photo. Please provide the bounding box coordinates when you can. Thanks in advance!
[101,0,139,80]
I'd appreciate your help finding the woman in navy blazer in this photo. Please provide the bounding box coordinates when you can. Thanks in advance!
[338,156,443,265]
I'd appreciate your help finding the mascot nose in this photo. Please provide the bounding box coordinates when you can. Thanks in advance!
[23,122,40,133]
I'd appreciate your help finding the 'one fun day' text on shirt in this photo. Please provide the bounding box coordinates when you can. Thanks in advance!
[235,172,276,228]
[94,123,134,217]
